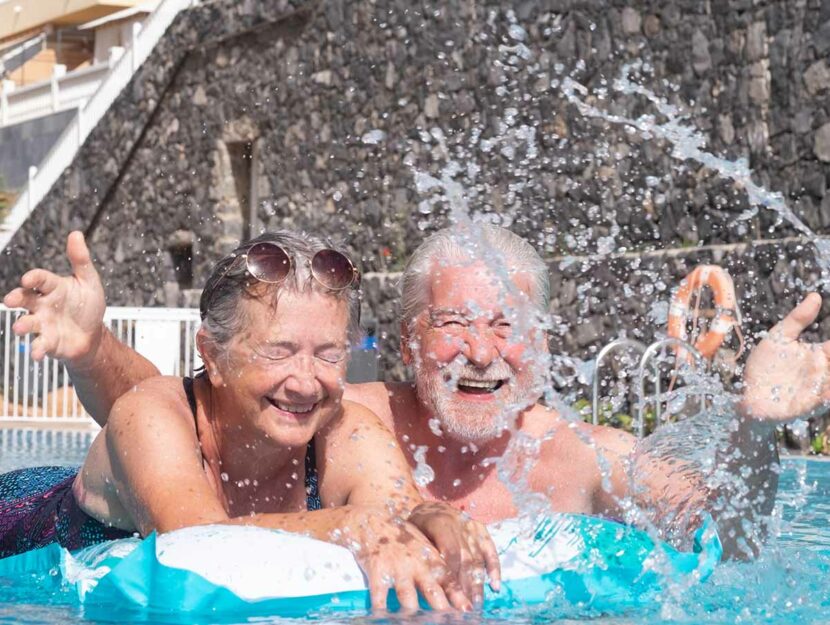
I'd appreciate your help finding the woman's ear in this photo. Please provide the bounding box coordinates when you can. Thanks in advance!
[196,328,225,386]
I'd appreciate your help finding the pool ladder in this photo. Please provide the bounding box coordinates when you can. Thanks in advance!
[591,337,705,438]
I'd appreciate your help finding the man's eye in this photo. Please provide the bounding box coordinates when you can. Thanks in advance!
[436,319,465,328]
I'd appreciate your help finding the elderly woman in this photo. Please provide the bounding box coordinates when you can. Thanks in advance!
[0,231,498,611]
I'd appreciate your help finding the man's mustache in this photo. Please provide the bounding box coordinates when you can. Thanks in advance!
[441,361,514,383]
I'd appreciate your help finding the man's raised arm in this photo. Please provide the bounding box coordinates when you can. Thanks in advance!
[594,294,828,559]
[3,231,160,426]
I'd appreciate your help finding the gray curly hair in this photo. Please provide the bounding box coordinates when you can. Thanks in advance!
[399,224,550,328]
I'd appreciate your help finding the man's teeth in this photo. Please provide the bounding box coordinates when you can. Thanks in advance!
[457,378,500,391]
[274,401,315,414]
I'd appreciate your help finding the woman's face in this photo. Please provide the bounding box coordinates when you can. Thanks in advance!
[212,288,351,448]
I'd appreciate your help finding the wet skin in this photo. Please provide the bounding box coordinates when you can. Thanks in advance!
[9,230,830,560]
[346,261,634,523]
[73,289,497,611]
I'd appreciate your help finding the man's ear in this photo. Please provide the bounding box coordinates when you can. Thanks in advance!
[196,327,225,386]
[400,320,413,365]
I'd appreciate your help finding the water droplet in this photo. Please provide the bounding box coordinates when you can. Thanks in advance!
[361,129,386,145]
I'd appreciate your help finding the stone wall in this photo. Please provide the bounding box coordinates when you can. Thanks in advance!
[1,0,829,389]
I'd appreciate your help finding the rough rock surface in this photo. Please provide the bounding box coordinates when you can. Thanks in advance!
[0,0,828,395]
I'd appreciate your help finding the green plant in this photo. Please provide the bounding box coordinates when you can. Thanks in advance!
[810,435,825,455]
[571,398,655,435]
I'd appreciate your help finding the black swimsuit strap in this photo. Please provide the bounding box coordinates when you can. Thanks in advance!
[304,440,321,511]
[182,376,320,511]
[182,376,199,438]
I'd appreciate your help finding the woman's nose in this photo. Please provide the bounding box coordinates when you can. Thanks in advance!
[283,358,320,397]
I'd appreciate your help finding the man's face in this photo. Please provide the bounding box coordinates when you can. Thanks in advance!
[407,261,548,444]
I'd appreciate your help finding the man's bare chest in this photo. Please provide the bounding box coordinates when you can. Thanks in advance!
[420,472,595,524]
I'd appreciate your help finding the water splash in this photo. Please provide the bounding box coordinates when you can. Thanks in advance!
[561,61,830,286]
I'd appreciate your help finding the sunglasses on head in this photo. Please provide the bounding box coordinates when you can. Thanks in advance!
[201,241,360,318]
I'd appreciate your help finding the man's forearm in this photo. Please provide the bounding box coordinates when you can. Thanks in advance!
[67,326,160,427]
[623,404,780,559]
[711,415,779,557]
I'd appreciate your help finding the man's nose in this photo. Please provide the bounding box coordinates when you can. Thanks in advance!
[464,329,498,368]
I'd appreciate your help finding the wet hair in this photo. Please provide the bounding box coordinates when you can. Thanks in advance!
[199,230,361,353]
[399,223,550,328]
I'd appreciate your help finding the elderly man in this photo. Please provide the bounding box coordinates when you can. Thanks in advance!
[4,226,826,557]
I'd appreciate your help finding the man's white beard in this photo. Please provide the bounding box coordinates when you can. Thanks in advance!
[414,358,541,444]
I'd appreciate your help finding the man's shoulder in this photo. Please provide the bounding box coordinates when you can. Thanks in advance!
[344,381,415,423]
[525,406,636,461]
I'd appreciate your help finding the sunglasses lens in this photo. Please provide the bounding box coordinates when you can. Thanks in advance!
[311,249,356,290]
[246,242,291,283]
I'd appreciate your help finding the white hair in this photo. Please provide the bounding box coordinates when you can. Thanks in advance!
[399,223,550,328]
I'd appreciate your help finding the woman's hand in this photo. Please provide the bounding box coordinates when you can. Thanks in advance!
[407,502,501,606]
[338,508,472,612]
[2,231,106,364]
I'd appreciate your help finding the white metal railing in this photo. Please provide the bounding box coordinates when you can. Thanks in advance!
[0,0,197,251]
[0,60,114,128]
[0,305,201,426]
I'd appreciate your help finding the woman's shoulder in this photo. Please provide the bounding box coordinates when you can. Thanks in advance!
[116,375,191,404]
[108,375,195,434]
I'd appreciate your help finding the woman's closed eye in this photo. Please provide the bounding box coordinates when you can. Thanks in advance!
[254,345,294,361]
[316,347,348,364]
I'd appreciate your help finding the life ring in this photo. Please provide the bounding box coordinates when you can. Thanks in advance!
[667,265,740,360]
[0,514,721,617]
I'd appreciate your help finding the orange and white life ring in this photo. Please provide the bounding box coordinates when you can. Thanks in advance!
[667,265,740,360]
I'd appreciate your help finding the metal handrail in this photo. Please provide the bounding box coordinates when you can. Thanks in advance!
[635,338,704,438]
[591,338,647,425]
[592,336,704,437]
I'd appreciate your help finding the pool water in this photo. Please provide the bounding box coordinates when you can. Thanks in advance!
[0,430,828,624]
[0,429,95,474]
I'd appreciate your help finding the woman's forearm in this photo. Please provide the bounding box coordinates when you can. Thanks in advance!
[67,326,161,426]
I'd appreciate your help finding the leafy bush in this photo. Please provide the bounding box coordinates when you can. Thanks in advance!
[572,398,654,434]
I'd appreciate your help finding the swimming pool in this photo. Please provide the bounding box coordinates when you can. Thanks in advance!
[1,429,828,624]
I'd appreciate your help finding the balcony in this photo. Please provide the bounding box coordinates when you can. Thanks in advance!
[0,1,144,44]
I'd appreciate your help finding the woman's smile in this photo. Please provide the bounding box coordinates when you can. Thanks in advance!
[266,397,320,417]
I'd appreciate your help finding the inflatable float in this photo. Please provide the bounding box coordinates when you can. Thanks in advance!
[0,513,721,618]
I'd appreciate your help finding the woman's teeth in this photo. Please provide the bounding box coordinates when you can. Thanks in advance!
[272,400,315,414]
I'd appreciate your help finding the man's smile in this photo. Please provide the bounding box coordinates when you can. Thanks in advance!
[456,378,506,395]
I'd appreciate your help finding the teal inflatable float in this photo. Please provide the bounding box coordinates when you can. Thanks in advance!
[0,513,721,619]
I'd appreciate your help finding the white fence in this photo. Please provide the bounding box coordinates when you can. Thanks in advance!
[0,60,113,128]
[0,305,201,426]
[0,0,197,251]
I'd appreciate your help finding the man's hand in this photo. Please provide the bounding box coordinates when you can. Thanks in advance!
[2,231,106,365]
[407,502,501,606]
[740,293,830,423]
